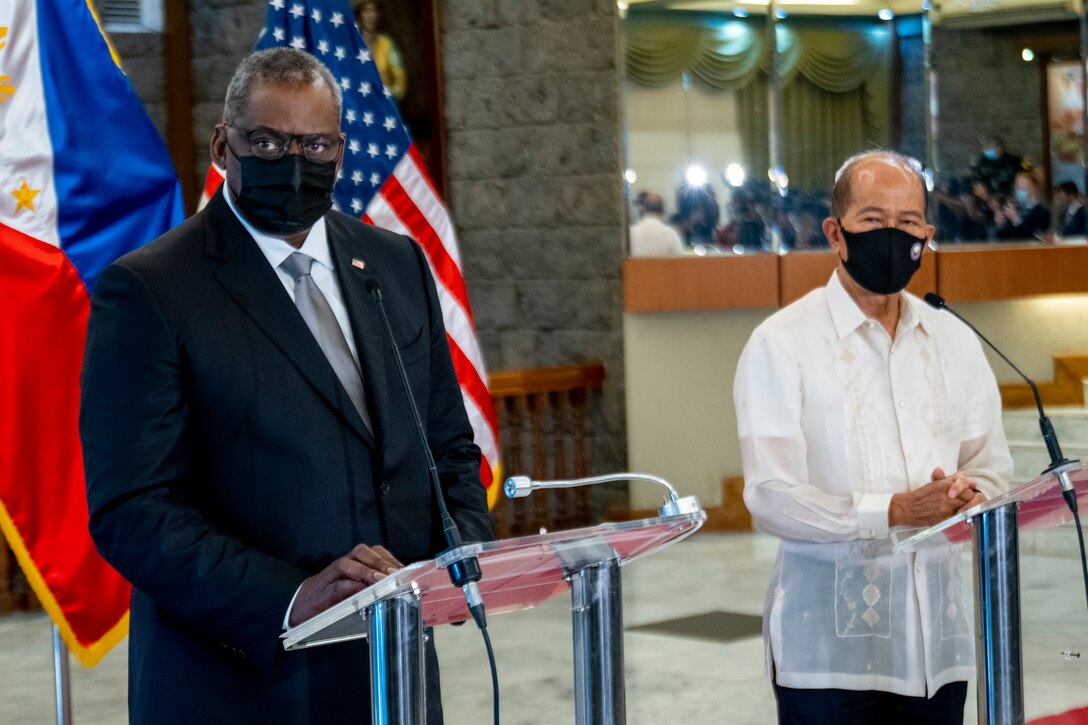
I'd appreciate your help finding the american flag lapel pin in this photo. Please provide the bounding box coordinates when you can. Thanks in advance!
[351,258,366,271]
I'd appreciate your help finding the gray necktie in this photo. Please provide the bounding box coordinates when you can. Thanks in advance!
[280,252,372,433]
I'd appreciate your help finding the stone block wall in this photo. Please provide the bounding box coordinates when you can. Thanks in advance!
[441,0,628,490]
[188,0,267,189]
[897,30,926,164]
[933,26,1044,178]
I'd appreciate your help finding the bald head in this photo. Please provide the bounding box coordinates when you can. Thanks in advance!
[831,151,928,219]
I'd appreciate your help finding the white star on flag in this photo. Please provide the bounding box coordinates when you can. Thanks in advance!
[357,49,371,63]
[367,143,379,158]
[351,170,362,185]
[345,110,356,123]
[289,4,304,18]
[273,27,285,41]
[289,37,306,50]
[370,172,381,186]
[331,11,344,26]
[339,76,351,90]
[311,8,322,21]
[334,46,346,60]
[359,82,371,97]
[317,40,329,54]
[351,198,362,213]
[383,116,396,131]
[383,87,392,98]
[385,144,397,159]
[348,139,361,154]
[269,0,284,8]
[362,112,374,126]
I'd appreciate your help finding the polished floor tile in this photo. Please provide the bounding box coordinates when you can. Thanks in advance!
[1,532,1086,724]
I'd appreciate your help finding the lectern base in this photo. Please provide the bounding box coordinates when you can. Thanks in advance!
[571,557,626,725]
[972,502,1024,725]
[368,592,425,725]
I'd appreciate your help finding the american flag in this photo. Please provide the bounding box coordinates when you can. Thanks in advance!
[199,0,501,501]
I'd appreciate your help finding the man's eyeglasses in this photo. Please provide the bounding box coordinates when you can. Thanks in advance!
[223,122,344,163]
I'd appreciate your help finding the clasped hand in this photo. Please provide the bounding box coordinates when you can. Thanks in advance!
[288,544,404,627]
[888,467,987,528]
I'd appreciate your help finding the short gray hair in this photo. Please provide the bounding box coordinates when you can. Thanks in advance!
[223,47,342,125]
[831,150,928,218]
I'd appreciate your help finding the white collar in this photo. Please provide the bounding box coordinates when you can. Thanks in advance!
[222,184,333,272]
[825,270,923,340]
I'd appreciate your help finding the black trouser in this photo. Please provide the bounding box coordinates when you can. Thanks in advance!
[772,680,968,725]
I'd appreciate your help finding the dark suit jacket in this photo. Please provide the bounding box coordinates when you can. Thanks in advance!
[997,203,1051,240]
[1062,205,1087,237]
[80,192,493,724]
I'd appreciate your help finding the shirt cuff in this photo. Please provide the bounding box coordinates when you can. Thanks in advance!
[283,583,304,630]
[856,493,894,539]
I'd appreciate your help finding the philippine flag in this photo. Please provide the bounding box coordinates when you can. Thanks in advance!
[0,0,184,666]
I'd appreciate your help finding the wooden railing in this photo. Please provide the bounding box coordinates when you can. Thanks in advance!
[488,363,606,538]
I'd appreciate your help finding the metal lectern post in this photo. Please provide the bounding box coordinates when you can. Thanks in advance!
[570,557,626,725]
[367,592,425,725]
[972,502,1024,725]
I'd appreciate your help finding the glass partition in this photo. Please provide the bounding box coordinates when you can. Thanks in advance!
[620,0,1088,255]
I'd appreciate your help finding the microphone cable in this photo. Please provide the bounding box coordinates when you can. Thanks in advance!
[364,274,500,722]
[472,605,500,725]
[925,292,1088,616]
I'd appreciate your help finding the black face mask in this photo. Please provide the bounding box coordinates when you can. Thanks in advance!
[231,152,338,236]
[838,221,926,295]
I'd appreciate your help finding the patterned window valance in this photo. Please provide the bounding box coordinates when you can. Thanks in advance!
[623,19,890,95]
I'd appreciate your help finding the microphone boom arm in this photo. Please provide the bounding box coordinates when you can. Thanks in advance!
[505,472,702,518]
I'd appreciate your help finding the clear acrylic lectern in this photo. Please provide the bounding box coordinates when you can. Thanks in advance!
[891,462,1088,725]
[282,511,706,724]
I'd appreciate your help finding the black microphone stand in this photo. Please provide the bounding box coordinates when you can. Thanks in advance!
[925,292,1088,723]
[363,276,499,725]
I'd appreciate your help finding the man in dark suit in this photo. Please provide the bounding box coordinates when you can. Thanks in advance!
[1055,181,1087,237]
[79,47,492,724]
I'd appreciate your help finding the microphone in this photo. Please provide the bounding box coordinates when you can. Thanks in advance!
[362,276,486,625]
[924,292,1079,512]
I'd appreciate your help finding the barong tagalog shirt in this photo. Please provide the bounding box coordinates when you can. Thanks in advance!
[734,271,1013,697]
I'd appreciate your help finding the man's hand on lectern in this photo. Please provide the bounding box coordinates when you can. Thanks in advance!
[888,467,985,528]
[288,544,404,627]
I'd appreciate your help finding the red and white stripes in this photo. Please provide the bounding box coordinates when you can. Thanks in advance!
[363,147,500,494]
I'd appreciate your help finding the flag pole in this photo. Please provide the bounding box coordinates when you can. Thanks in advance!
[52,625,72,725]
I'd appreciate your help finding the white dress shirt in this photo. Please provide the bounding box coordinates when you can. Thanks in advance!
[223,186,355,628]
[223,185,360,367]
[629,214,685,257]
[734,271,1012,696]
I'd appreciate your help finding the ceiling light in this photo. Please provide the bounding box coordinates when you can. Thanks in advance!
[725,163,746,187]
[685,165,709,188]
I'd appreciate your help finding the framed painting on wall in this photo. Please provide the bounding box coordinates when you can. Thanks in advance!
[352,0,448,196]
[1046,59,1085,191]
